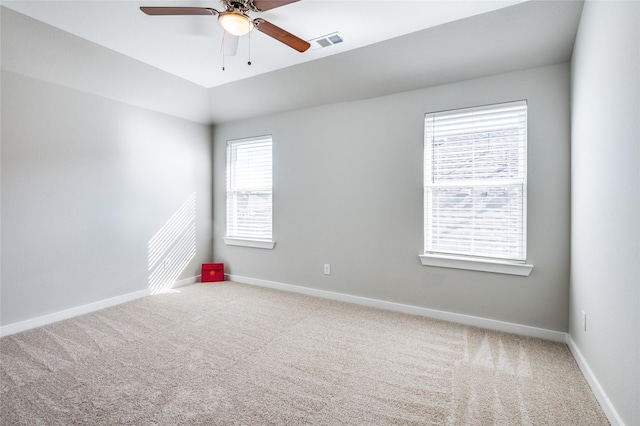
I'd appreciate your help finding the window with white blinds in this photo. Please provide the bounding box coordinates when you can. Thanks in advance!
[226,136,273,243]
[424,101,527,262]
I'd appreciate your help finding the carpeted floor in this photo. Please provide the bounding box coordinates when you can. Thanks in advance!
[1,282,608,425]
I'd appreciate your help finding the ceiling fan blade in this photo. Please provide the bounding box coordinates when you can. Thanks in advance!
[251,0,300,12]
[222,32,239,56]
[140,7,215,16]
[253,19,310,52]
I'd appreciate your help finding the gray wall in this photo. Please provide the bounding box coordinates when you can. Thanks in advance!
[213,63,571,332]
[570,1,640,425]
[0,7,210,124]
[1,12,213,327]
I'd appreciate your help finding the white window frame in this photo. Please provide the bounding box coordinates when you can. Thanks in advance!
[224,135,275,250]
[419,101,533,276]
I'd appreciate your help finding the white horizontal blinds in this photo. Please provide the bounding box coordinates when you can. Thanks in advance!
[226,136,273,241]
[425,101,527,261]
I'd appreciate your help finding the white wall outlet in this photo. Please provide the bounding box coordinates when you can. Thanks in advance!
[582,310,587,332]
[323,264,331,275]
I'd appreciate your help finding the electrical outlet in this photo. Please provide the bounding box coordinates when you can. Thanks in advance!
[582,310,587,332]
[323,264,331,275]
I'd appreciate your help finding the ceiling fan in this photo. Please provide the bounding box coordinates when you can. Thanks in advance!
[140,0,310,56]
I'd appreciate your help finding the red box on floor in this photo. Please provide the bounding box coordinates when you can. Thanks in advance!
[202,263,224,282]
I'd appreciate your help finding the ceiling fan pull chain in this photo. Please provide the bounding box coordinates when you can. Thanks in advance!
[222,31,226,71]
[248,30,252,66]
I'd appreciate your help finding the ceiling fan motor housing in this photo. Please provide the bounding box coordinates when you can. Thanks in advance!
[224,0,253,12]
[140,0,310,52]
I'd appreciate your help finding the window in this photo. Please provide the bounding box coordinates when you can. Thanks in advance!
[421,101,532,276]
[224,135,274,249]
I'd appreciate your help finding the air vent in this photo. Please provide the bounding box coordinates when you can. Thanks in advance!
[308,32,344,51]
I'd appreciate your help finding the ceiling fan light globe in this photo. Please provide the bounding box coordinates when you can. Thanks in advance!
[219,13,253,36]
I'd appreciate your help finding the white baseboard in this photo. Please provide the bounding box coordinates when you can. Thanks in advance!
[174,275,201,289]
[566,335,625,426]
[226,274,567,343]
[0,275,201,338]
[0,288,150,337]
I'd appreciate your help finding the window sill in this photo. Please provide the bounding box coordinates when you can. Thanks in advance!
[419,254,533,276]
[224,237,275,250]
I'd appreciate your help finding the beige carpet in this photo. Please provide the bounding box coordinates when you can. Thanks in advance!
[1,282,608,425]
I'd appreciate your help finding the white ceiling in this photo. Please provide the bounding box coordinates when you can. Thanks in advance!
[2,0,530,89]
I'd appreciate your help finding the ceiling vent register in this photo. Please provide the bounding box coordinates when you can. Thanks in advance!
[309,33,344,50]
